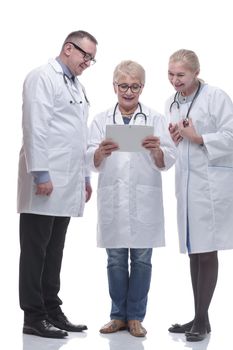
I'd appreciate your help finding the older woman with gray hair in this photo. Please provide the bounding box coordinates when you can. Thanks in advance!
[87,60,176,337]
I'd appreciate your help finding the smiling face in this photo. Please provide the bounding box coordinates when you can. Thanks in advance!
[61,37,97,76]
[114,73,143,114]
[168,61,199,96]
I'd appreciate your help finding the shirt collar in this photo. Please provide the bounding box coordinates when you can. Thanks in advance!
[56,57,74,80]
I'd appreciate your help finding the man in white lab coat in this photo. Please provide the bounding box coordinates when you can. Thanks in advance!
[17,30,97,338]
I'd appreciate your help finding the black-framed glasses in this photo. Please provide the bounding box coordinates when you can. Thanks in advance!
[66,42,96,65]
[115,82,142,93]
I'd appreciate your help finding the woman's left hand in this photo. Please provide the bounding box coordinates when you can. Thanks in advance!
[178,118,203,144]
[142,135,165,168]
[142,135,161,151]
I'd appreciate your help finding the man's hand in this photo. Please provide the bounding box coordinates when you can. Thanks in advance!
[85,183,92,202]
[35,181,53,196]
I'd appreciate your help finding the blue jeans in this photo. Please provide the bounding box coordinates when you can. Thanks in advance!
[106,248,152,321]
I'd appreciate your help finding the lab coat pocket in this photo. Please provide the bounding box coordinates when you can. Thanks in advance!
[49,148,71,187]
[97,186,114,224]
[208,166,233,232]
[136,185,163,224]
[208,166,233,202]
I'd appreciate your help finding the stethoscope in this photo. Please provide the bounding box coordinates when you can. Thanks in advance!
[63,73,89,105]
[169,81,202,126]
[113,102,147,124]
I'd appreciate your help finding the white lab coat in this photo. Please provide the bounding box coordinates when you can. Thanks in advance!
[17,59,89,217]
[87,104,177,248]
[165,84,233,253]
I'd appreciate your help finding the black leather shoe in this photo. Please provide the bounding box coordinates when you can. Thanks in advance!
[169,321,211,334]
[168,321,193,333]
[48,313,87,332]
[23,319,68,338]
[186,330,207,342]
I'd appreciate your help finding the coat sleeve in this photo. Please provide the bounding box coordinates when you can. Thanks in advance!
[87,113,107,172]
[22,69,55,172]
[202,89,233,160]
[152,113,177,171]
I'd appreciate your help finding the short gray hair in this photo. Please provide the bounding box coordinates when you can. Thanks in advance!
[113,60,145,85]
[63,30,98,47]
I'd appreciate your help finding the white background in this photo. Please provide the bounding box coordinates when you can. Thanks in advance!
[1,0,233,349]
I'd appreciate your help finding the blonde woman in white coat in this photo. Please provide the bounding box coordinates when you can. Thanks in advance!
[17,31,97,339]
[87,60,176,337]
[166,49,233,342]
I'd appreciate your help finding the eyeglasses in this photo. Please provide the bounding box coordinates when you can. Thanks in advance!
[66,42,96,65]
[115,82,142,93]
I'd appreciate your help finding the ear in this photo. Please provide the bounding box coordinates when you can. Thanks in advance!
[139,84,144,95]
[195,70,200,78]
[63,43,73,57]
[113,82,117,94]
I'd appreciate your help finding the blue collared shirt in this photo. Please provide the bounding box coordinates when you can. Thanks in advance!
[56,57,74,80]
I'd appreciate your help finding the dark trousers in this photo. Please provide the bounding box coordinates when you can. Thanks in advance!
[19,213,70,323]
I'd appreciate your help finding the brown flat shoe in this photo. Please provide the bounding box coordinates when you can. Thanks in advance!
[99,320,127,334]
[128,320,147,337]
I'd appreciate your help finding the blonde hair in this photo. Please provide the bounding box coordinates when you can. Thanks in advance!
[113,60,145,85]
[169,49,200,73]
